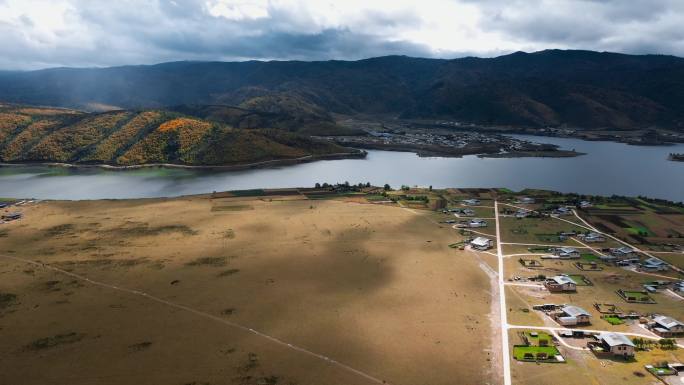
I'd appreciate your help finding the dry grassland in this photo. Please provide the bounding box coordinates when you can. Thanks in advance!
[0,196,494,385]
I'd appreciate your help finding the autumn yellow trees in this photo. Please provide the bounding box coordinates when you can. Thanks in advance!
[0,105,353,166]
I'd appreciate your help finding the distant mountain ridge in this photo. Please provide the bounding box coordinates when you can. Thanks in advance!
[1,50,684,130]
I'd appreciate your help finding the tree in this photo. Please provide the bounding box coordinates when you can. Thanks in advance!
[384,184,391,191]
[315,182,321,188]
[659,338,676,350]
[429,185,433,191]
[365,182,371,188]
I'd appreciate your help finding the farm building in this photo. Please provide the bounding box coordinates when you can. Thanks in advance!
[545,276,577,292]
[651,316,684,337]
[460,208,476,217]
[557,305,591,326]
[610,246,636,258]
[577,232,605,243]
[641,257,669,272]
[589,333,635,358]
[554,247,580,259]
[553,207,572,216]
[461,199,481,206]
[514,209,531,218]
[468,219,487,228]
[470,237,493,251]
[1,212,22,221]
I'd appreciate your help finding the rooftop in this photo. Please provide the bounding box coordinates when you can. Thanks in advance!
[562,305,590,317]
[654,315,684,329]
[550,276,576,285]
[471,237,491,247]
[643,257,666,266]
[599,332,635,347]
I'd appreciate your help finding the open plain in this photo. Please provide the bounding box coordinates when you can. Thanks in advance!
[0,194,494,385]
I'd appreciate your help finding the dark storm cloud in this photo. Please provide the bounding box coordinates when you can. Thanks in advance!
[2,0,684,70]
[472,0,684,54]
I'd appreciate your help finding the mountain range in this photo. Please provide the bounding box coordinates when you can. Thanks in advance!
[1,50,684,131]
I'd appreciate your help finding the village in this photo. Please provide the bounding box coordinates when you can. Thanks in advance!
[445,191,684,385]
[314,127,577,158]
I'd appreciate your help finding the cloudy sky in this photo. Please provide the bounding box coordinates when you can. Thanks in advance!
[1,0,683,70]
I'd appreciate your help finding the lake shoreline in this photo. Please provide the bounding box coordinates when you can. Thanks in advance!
[335,141,583,159]
[1,136,683,201]
[0,150,367,172]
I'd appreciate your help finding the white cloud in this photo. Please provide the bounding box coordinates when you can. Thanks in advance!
[206,0,269,20]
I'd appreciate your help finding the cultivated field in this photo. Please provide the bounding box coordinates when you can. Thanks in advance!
[0,194,495,385]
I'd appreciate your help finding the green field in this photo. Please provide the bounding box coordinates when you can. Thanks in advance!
[566,274,591,286]
[366,195,388,202]
[535,233,564,242]
[523,331,553,346]
[580,253,599,261]
[625,225,654,236]
[513,345,561,361]
[601,315,624,325]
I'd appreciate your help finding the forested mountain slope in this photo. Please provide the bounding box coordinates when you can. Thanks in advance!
[0,105,356,166]
[1,50,684,130]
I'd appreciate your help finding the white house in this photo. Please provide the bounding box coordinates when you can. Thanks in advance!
[595,333,635,358]
[545,276,577,292]
[652,316,684,337]
[470,237,493,251]
[554,247,580,259]
[519,197,535,204]
[579,201,593,208]
[558,305,591,325]
[461,199,481,206]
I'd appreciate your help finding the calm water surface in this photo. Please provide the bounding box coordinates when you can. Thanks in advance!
[0,135,682,201]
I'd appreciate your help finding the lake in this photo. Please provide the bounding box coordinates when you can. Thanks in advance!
[0,135,682,201]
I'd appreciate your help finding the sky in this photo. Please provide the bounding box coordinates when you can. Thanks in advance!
[1,0,684,70]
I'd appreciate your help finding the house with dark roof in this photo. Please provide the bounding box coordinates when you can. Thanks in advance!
[641,257,669,272]
[554,247,580,259]
[1,212,22,221]
[610,246,636,259]
[577,232,605,243]
[651,316,684,337]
